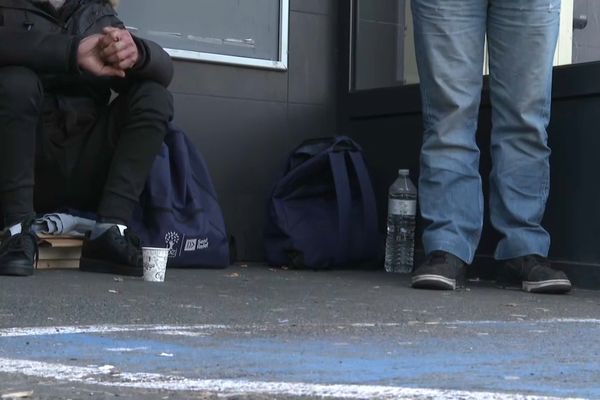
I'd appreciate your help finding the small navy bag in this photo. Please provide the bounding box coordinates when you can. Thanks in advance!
[265,136,381,269]
[130,124,230,268]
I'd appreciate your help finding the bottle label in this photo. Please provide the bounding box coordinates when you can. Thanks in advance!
[389,199,417,216]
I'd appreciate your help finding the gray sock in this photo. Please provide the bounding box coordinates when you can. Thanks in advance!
[8,222,22,236]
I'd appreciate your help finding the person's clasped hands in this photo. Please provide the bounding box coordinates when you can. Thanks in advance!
[77,27,139,78]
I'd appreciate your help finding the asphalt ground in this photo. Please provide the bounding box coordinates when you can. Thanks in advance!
[1,265,599,399]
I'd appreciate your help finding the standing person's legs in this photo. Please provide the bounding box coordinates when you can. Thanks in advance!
[0,67,43,276]
[487,0,570,293]
[411,0,487,289]
[74,81,173,276]
[487,0,559,259]
[412,0,488,263]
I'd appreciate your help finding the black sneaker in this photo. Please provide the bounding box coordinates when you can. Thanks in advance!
[411,251,467,290]
[0,229,38,277]
[80,225,143,276]
[498,255,571,294]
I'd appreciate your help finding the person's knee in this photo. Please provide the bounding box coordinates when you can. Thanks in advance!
[127,81,174,121]
[0,67,43,112]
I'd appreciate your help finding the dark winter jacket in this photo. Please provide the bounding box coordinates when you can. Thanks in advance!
[0,0,173,145]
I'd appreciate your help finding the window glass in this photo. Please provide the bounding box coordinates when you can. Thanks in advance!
[568,0,600,65]
[352,0,418,91]
[117,0,288,69]
[351,0,600,92]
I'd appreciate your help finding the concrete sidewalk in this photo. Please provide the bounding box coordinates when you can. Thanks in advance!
[0,266,599,399]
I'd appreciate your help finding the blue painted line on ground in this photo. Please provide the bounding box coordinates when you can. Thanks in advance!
[1,321,599,398]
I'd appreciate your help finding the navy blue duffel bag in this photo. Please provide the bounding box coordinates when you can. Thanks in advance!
[265,136,381,269]
[130,124,230,268]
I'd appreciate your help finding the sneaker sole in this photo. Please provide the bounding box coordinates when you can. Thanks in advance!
[412,274,457,290]
[523,279,572,294]
[79,257,142,277]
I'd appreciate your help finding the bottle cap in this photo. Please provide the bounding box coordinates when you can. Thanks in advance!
[398,169,410,175]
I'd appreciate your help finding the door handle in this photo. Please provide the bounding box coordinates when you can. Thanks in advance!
[573,15,588,30]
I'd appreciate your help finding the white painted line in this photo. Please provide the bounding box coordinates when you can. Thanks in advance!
[1,318,599,339]
[156,330,211,337]
[0,324,228,338]
[105,347,149,353]
[446,318,600,326]
[0,358,585,400]
[540,318,600,324]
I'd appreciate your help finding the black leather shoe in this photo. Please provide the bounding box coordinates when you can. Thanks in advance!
[498,255,571,294]
[80,226,143,276]
[411,251,467,290]
[0,230,38,277]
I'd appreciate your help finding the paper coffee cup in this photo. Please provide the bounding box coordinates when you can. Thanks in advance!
[142,247,169,282]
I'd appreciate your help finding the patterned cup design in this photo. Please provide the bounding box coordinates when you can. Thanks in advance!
[142,247,169,282]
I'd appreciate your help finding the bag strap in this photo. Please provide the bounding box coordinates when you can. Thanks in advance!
[348,151,379,249]
[328,148,379,265]
[328,151,352,265]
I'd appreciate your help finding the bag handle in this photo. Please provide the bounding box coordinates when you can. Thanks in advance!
[289,137,360,171]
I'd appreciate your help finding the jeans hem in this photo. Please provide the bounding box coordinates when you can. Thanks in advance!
[423,240,473,265]
[494,245,549,261]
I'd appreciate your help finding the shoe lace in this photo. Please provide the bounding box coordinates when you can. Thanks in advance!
[507,255,554,281]
[124,229,140,247]
[426,251,448,265]
[123,229,142,264]
[110,228,139,246]
[522,255,551,270]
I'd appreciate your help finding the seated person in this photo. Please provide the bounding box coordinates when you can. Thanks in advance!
[0,0,174,277]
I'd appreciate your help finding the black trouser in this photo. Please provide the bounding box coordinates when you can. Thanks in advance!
[0,66,173,228]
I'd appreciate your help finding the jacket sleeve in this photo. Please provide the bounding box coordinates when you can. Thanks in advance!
[109,35,174,93]
[0,29,80,73]
[128,35,174,87]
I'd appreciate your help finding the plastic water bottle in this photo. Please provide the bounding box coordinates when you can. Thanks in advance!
[384,169,417,273]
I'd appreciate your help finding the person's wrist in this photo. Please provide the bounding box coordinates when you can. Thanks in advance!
[130,36,146,70]
[70,36,83,73]
[131,52,140,69]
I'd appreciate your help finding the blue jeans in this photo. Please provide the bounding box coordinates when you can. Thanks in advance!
[412,0,561,263]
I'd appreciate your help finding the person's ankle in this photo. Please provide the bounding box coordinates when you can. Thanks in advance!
[90,222,127,240]
[91,216,129,239]
[2,214,36,237]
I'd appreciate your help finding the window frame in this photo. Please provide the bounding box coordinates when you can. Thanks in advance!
[124,0,290,71]
[339,0,422,122]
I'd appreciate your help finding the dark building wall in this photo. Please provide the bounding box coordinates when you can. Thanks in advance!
[167,1,339,261]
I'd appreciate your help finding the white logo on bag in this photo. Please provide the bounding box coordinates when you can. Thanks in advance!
[184,239,197,252]
[182,238,209,252]
[197,238,209,250]
[165,232,181,257]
